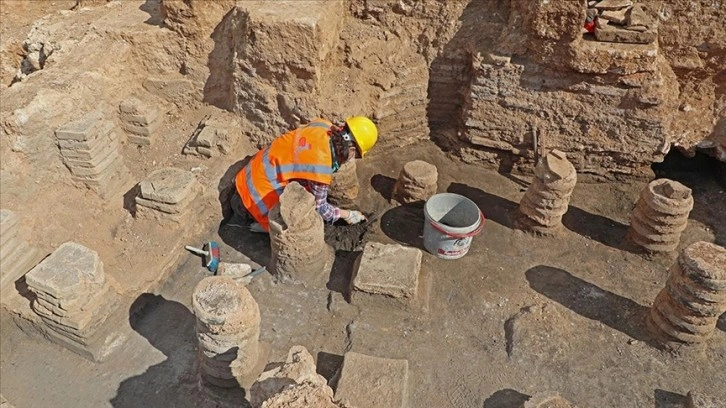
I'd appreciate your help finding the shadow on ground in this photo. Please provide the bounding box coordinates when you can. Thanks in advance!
[446,182,517,229]
[139,0,164,27]
[370,174,396,201]
[654,389,688,408]
[525,265,653,343]
[482,388,530,408]
[380,204,425,249]
[562,205,634,251]
[110,294,203,408]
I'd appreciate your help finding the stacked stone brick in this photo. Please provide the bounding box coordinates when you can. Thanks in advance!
[373,50,430,147]
[269,182,333,283]
[0,209,40,296]
[649,241,726,349]
[392,160,438,204]
[192,276,262,388]
[182,115,232,158]
[516,150,577,235]
[629,179,693,253]
[24,242,118,360]
[56,111,131,199]
[328,160,359,205]
[119,97,163,146]
[135,168,200,223]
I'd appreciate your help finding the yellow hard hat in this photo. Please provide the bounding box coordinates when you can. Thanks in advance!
[345,116,378,157]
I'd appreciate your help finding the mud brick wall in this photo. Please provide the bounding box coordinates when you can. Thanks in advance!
[55,111,131,199]
[0,210,40,298]
[231,1,344,145]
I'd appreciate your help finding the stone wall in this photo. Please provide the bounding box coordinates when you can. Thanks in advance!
[161,0,725,174]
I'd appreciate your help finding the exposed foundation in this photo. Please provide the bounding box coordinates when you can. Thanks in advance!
[118,96,163,146]
[649,241,726,350]
[55,111,132,199]
[192,276,265,389]
[268,182,333,283]
[516,150,577,235]
[391,160,438,204]
[135,167,200,223]
[628,179,694,253]
[24,242,123,361]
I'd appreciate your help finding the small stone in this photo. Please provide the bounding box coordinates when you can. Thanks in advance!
[626,4,650,28]
[600,7,629,25]
[593,0,633,10]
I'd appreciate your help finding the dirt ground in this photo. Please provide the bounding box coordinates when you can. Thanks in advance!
[2,141,725,407]
[1,1,725,407]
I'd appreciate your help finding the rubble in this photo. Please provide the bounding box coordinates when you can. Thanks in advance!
[628,179,693,253]
[0,209,42,300]
[182,115,234,158]
[135,167,201,223]
[392,160,438,204]
[516,150,577,235]
[649,242,726,350]
[192,276,264,388]
[268,182,333,283]
[589,1,656,45]
[118,96,163,146]
[24,242,123,361]
[55,111,132,199]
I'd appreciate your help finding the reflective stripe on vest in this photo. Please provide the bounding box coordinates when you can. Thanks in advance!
[235,119,334,230]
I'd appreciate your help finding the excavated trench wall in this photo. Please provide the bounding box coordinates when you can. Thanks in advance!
[161,0,725,176]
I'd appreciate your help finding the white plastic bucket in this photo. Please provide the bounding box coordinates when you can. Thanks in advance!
[423,193,484,260]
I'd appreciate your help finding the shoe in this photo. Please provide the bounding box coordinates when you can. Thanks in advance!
[249,222,268,234]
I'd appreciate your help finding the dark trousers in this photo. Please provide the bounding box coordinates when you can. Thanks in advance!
[229,187,253,225]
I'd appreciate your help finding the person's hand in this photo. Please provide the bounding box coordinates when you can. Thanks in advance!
[343,210,366,225]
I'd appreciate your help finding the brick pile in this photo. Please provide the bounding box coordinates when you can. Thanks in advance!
[135,167,200,223]
[629,179,693,253]
[24,242,118,360]
[119,97,163,146]
[55,111,131,199]
[516,150,577,235]
[649,241,726,349]
[0,209,40,297]
[392,160,438,204]
[269,182,333,283]
[192,276,262,388]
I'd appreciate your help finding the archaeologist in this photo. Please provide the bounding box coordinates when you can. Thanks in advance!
[229,116,378,233]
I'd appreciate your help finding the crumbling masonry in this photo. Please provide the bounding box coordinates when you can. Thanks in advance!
[516,150,577,235]
[192,276,262,388]
[629,179,693,253]
[649,241,726,349]
[135,167,200,223]
[392,160,438,205]
[268,182,333,283]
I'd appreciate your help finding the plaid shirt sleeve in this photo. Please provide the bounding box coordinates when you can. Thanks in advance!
[297,180,341,223]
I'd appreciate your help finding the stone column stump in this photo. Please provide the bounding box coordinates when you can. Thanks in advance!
[268,182,333,283]
[55,111,132,199]
[192,276,264,388]
[649,241,726,350]
[24,242,121,361]
[516,150,577,235]
[392,160,438,204]
[628,178,693,253]
[328,160,359,205]
[135,167,200,223]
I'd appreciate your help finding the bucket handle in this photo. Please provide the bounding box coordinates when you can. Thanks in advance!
[429,211,485,239]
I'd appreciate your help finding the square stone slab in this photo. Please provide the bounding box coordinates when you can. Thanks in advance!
[352,242,422,299]
[139,167,197,204]
[25,242,104,300]
[334,351,409,408]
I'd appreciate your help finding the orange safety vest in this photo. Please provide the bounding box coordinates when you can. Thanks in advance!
[235,119,334,230]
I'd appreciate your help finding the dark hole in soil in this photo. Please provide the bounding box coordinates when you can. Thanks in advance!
[652,149,725,189]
